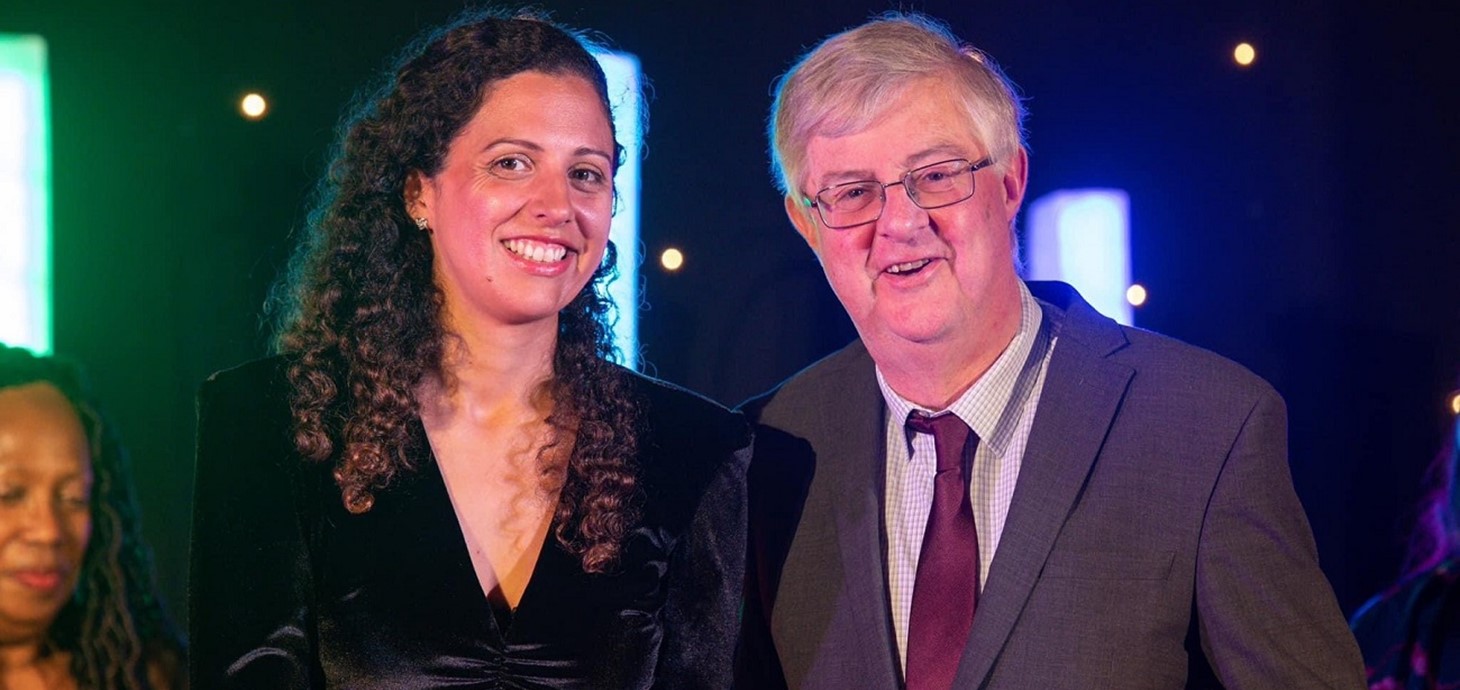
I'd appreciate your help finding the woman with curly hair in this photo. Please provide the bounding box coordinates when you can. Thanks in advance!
[1351,399,1460,689]
[0,344,184,689]
[189,9,749,689]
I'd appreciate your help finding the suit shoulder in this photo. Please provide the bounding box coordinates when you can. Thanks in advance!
[1035,281,1279,404]
[740,340,871,424]
[1114,326,1280,402]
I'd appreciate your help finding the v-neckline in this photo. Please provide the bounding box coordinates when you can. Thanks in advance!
[415,419,562,639]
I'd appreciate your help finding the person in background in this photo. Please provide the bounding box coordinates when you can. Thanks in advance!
[189,9,749,689]
[1352,396,1460,688]
[0,343,184,689]
[735,12,1363,689]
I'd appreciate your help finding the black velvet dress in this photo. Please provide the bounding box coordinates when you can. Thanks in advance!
[189,357,750,689]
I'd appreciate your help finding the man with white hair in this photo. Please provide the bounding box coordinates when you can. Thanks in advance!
[735,12,1363,689]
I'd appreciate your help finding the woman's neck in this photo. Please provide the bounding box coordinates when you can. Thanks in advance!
[0,640,71,690]
[425,315,559,425]
[0,639,43,670]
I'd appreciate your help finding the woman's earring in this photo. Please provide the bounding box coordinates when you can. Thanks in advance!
[414,217,430,232]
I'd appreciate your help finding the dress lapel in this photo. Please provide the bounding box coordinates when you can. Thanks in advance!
[953,285,1134,688]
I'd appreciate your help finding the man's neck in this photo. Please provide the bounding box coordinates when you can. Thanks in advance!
[872,294,1022,411]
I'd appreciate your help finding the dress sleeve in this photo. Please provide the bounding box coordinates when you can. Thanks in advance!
[652,438,751,690]
[190,370,323,689]
[1193,388,1366,688]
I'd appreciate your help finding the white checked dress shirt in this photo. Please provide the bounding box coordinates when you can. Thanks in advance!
[876,283,1057,672]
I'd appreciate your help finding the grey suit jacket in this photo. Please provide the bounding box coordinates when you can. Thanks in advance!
[735,281,1363,689]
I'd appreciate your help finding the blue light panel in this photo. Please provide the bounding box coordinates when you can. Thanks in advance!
[594,51,642,367]
[1026,189,1133,325]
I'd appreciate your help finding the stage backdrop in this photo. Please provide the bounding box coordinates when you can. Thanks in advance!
[2,0,1456,629]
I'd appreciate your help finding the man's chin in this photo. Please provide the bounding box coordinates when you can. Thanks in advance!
[864,319,956,351]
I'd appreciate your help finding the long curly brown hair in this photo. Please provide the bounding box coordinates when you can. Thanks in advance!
[270,10,641,573]
[0,344,185,689]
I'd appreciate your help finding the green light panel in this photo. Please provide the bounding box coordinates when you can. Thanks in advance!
[0,35,50,353]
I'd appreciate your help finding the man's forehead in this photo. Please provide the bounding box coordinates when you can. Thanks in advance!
[803,133,984,189]
[809,138,972,166]
[799,81,985,185]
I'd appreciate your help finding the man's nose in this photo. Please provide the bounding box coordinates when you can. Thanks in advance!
[876,181,927,240]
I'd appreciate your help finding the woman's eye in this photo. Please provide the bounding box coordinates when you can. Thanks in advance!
[569,167,608,191]
[0,489,23,505]
[488,155,534,179]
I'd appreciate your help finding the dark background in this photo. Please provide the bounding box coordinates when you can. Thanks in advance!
[3,0,1456,633]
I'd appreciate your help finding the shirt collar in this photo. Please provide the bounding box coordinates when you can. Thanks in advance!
[877,282,1045,457]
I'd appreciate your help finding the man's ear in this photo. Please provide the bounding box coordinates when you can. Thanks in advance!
[1000,147,1029,220]
[785,194,822,255]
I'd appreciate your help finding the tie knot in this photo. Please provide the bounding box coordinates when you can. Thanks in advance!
[905,411,965,437]
[905,412,973,473]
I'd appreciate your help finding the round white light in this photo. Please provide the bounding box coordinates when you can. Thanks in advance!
[240,93,268,120]
[1233,43,1256,67]
[1126,284,1148,307]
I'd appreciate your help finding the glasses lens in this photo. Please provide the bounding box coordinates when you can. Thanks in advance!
[817,182,882,228]
[909,159,974,208]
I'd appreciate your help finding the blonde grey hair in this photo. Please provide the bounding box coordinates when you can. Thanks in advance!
[769,12,1027,198]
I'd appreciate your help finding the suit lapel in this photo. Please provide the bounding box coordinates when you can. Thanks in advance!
[954,285,1134,688]
[818,346,902,687]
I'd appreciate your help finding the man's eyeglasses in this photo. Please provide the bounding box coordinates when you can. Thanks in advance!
[804,157,995,230]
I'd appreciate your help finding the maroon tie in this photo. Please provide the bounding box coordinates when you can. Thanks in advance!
[904,412,979,690]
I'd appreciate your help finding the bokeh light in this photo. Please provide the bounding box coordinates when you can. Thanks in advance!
[1126,283,1148,307]
[1234,42,1256,67]
[660,248,684,271]
[240,93,267,120]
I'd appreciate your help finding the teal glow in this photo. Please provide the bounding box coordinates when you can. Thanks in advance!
[0,35,50,353]
[594,51,642,367]
[1027,189,1133,325]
